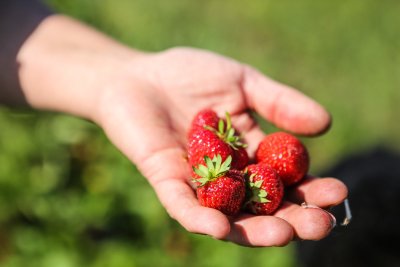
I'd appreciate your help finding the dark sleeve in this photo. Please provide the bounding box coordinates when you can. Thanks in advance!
[0,0,52,105]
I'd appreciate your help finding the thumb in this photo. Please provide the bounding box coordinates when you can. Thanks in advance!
[242,66,331,136]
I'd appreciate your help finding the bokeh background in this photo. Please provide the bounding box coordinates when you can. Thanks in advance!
[1,0,400,266]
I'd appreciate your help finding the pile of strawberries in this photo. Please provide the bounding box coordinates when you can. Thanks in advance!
[187,109,309,216]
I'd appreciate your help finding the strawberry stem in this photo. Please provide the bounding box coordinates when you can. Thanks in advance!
[246,173,270,204]
[203,112,247,150]
[193,155,232,186]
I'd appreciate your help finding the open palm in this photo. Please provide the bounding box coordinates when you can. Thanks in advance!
[96,47,347,246]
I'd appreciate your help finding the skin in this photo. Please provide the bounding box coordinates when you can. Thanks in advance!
[0,1,348,247]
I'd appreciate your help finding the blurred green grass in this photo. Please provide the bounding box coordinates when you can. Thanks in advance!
[1,0,400,266]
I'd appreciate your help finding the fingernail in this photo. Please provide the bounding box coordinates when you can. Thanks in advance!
[329,213,337,229]
[300,201,319,209]
[301,202,337,229]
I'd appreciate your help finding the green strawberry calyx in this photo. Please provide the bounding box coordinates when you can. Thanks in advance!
[204,112,247,150]
[248,173,270,204]
[193,155,232,186]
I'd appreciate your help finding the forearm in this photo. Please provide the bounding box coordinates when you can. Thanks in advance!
[17,14,143,120]
[1,0,144,120]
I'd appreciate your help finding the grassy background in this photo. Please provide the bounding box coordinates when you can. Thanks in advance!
[1,0,399,266]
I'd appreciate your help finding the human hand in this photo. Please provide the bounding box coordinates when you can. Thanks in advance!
[2,4,347,247]
[95,47,348,246]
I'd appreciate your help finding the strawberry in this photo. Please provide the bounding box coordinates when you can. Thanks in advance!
[189,129,232,172]
[188,110,248,170]
[189,109,219,133]
[232,147,249,170]
[255,132,309,186]
[193,155,245,216]
[244,163,284,215]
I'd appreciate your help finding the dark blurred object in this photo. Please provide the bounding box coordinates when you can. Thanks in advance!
[296,147,400,267]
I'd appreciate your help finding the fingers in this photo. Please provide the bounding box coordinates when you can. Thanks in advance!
[140,146,231,239]
[99,91,231,238]
[286,176,348,208]
[274,201,335,241]
[225,196,337,245]
[242,66,331,136]
[151,175,231,239]
[272,177,347,240]
[224,176,343,245]
[226,214,294,247]
[134,143,232,238]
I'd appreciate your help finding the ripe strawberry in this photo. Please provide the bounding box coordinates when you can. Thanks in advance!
[188,110,248,170]
[255,132,309,186]
[232,146,249,170]
[245,163,284,215]
[189,109,219,133]
[193,155,245,216]
[189,129,232,172]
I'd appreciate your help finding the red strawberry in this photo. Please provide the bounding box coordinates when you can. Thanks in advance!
[233,147,249,170]
[193,155,245,216]
[189,109,219,133]
[188,110,248,170]
[255,132,309,186]
[245,163,284,215]
[189,129,232,172]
